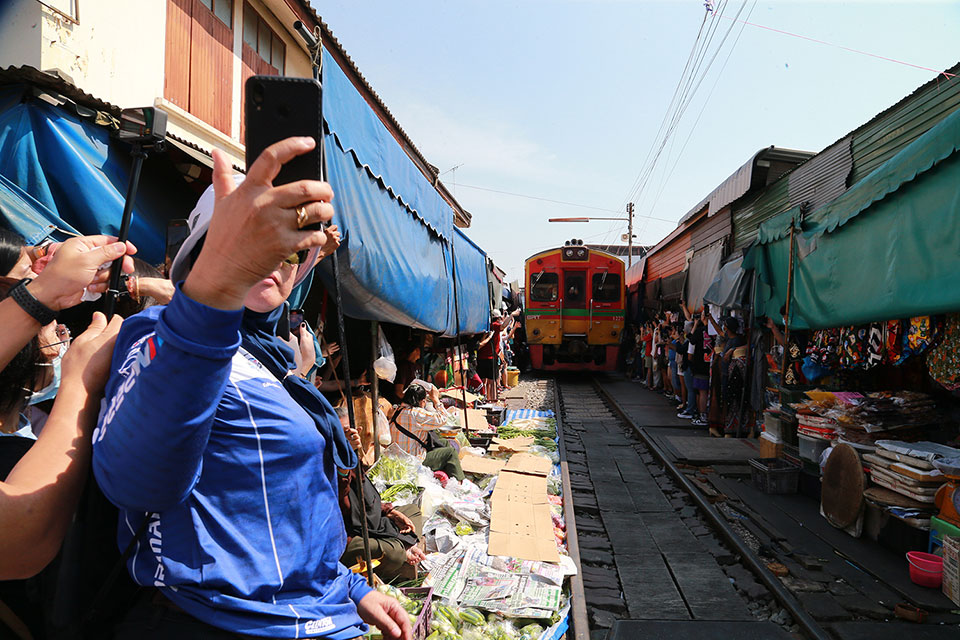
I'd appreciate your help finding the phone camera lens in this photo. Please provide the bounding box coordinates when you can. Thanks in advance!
[252,83,264,106]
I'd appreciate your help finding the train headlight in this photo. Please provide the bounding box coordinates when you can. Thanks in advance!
[611,330,618,336]
[533,328,541,336]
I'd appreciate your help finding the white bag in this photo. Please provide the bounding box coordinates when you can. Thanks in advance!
[376,408,392,446]
[373,326,397,382]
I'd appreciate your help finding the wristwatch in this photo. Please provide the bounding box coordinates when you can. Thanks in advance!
[9,278,57,325]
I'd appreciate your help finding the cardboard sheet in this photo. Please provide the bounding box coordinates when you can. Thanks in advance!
[488,470,559,563]
[460,455,507,476]
[503,452,553,476]
[442,388,481,405]
[457,409,492,432]
[489,436,534,453]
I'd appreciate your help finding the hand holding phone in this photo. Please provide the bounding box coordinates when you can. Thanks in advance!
[245,75,325,232]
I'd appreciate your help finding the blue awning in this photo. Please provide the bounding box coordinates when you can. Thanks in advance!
[451,227,490,335]
[317,54,490,336]
[0,84,195,263]
[323,50,453,241]
[316,130,454,331]
[0,171,76,244]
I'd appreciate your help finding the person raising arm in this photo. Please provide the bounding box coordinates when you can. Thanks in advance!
[0,235,135,579]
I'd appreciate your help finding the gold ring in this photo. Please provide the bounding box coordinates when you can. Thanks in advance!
[295,205,308,229]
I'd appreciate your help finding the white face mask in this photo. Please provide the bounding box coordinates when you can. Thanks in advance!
[27,342,66,405]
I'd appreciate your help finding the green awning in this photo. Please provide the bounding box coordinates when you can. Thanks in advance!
[749,106,960,329]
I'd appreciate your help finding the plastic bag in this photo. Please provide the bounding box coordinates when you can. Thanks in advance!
[373,326,397,382]
[376,408,391,446]
[367,443,420,490]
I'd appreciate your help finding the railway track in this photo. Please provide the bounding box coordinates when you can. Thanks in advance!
[553,376,831,639]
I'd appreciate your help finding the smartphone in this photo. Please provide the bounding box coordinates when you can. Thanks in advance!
[164,219,190,277]
[245,75,323,231]
[289,308,304,333]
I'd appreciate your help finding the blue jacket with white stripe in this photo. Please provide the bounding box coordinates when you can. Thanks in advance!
[92,288,372,638]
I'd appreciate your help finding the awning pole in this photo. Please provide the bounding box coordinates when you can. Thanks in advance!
[297,21,374,586]
[370,320,381,462]
[450,239,470,437]
[779,215,799,403]
[778,202,809,404]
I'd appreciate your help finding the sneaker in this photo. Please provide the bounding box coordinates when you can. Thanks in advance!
[691,417,708,426]
[677,410,694,419]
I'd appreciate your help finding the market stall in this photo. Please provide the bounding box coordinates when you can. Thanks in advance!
[359,408,580,640]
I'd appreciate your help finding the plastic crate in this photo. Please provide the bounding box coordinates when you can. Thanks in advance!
[749,457,800,494]
[401,586,433,640]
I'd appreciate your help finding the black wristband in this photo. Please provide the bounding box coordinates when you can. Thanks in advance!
[9,278,57,326]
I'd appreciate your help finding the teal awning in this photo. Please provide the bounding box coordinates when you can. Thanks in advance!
[749,106,960,328]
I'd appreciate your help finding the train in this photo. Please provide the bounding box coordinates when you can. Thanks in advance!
[523,240,626,371]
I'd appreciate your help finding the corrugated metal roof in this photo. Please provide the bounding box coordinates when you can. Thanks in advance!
[0,65,120,116]
[677,146,813,224]
[732,178,790,250]
[731,61,960,249]
[850,73,960,185]
[787,136,852,211]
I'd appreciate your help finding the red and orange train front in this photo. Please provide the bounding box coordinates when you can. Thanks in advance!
[524,243,625,371]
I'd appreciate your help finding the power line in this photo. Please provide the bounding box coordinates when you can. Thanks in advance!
[621,0,731,213]
[452,182,677,223]
[648,0,756,215]
[717,14,956,79]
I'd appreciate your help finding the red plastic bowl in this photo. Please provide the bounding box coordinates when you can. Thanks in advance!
[906,551,943,588]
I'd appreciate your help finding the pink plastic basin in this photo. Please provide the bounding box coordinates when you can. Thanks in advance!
[906,551,943,588]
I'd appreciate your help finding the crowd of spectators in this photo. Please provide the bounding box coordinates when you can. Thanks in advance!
[627,306,747,437]
[0,128,535,638]
[0,138,420,639]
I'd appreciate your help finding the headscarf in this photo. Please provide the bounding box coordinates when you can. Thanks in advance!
[241,305,357,471]
[173,180,355,470]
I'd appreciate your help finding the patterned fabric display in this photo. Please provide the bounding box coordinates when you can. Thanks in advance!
[864,322,884,369]
[897,316,939,365]
[885,320,904,365]
[838,326,868,369]
[806,328,841,370]
[927,314,960,391]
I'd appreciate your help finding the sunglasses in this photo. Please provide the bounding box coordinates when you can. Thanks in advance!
[284,250,310,266]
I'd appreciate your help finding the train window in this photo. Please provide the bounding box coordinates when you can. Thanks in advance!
[592,272,621,302]
[564,271,586,307]
[530,272,559,302]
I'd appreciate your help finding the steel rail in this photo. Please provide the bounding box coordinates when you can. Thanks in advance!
[593,379,831,640]
[553,378,590,640]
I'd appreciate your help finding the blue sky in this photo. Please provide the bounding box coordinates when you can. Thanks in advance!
[317,1,960,281]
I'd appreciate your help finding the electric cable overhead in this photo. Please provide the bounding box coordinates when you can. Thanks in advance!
[617,0,760,247]
[619,0,730,215]
[452,182,676,223]
[648,0,756,217]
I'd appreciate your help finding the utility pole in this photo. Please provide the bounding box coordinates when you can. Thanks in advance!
[626,202,634,268]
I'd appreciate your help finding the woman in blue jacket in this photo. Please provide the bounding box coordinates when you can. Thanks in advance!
[93,138,410,639]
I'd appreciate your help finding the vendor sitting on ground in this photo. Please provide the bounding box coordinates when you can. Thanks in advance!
[391,382,465,482]
[338,421,425,580]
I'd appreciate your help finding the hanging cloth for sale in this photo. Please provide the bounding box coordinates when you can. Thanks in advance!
[894,315,939,365]
[885,319,904,365]
[927,314,960,391]
[864,322,885,369]
[806,328,841,370]
[838,326,868,370]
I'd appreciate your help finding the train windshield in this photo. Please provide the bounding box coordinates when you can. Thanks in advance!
[563,271,586,308]
[592,272,621,302]
[530,271,559,302]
